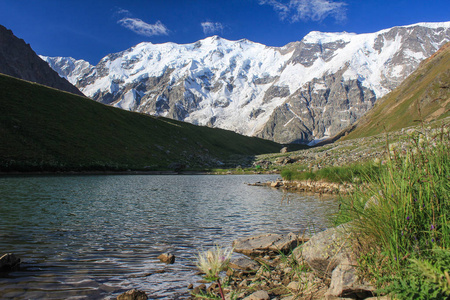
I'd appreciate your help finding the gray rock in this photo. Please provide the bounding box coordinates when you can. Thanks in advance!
[325,258,374,298]
[295,223,375,297]
[243,290,270,300]
[157,253,175,264]
[229,257,260,272]
[0,253,20,271]
[295,224,353,278]
[233,232,298,257]
[117,289,148,300]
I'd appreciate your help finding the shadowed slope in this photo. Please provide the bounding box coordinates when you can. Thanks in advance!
[0,74,282,172]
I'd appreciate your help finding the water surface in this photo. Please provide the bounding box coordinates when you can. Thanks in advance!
[0,174,338,299]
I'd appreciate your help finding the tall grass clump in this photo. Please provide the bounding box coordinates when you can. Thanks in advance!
[336,125,450,298]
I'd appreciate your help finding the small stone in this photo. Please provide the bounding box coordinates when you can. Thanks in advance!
[244,290,270,300]
[287,281,300,291]
[157,253,175,264]
[229,257,260,272]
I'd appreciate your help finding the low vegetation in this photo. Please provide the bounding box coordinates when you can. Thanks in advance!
[280,162,379,183]
[0,74,281,172]
[334,125,450,298]
[270,123,449,299]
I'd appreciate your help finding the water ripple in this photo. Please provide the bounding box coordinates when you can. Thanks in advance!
[0,175,337,299]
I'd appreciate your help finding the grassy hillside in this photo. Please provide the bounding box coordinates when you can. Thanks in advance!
[0,73,282,172]
[342,42,450,140]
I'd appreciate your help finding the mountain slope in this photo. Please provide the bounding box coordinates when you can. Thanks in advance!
[0,74,282,172]
[341,42,450,140]
[43,22,450,144]
[0,25,84,96]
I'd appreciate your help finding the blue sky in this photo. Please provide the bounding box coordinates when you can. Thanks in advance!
[1,0,449,65]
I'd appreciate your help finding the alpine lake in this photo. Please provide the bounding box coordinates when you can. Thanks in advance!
[0,174,338,299]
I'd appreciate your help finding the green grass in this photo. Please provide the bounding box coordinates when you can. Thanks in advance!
[0,74,282,172]
[280,162,380,184]
[343,43,450,140]
[335,125,450,299]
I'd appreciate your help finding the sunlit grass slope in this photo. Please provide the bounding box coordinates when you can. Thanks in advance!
[0,74,282,172]
[342,42,450,140]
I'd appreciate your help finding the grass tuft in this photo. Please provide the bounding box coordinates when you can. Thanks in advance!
[335,124,450,298]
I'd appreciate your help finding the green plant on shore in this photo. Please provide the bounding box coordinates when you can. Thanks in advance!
[335,124,450,298]
[280,161,380,184]
[195,246,233,300]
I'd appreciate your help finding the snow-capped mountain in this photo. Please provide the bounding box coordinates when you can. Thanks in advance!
[43,22,450,144]
[39,56,94,87]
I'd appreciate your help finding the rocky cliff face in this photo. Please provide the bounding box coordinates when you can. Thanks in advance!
[0,25,84,96]
[43,22,450,143]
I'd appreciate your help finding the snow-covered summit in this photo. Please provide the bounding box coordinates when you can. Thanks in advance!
[43,22,450,144]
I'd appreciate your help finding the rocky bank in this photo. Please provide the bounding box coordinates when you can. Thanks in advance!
[188,229,389,300]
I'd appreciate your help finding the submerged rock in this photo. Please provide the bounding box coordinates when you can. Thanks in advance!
[0,253,20,271]
[117,289,148,300]
[157,253,175,264]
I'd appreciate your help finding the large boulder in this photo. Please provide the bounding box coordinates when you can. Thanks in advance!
[294,224,374,297]
[294,224,353,278]
[233,232,298,257]
[0,253,20,271]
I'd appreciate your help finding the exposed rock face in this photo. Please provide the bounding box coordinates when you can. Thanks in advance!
[257,71,377,144]
[43,23,450,143]
[0,25,84,96]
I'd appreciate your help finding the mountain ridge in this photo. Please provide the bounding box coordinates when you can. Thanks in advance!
[0,25,85,96]
[42,22,450,144]
[340,41,450,140]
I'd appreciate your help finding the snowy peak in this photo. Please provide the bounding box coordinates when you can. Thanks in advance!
[42,22,450,144]
[39,55,94,86]
[301,31,356,44]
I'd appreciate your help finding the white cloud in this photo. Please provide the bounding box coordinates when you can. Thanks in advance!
[118,18,169,37]
[201,22,224,35]
[259,0,347,23]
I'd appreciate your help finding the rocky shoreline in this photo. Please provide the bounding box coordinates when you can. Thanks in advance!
[249,179,354,195]
[185,228,390,300]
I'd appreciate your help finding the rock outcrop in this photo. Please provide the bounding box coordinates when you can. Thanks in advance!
[0,25,85,96]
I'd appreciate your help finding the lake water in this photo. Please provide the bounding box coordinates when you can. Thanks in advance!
[0,174,338,299]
